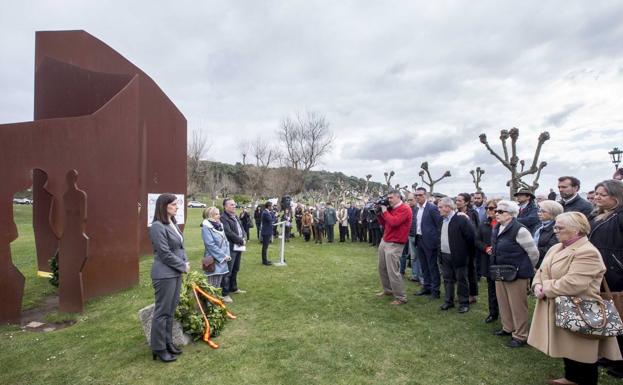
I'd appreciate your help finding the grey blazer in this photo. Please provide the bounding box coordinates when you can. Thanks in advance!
[149,221,188,279]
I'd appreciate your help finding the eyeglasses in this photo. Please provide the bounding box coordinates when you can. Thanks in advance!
[553,226,565,231]
[414,194,425,197]
[494,210,508,214]
[486,207,496,210]
[538,209,549,213]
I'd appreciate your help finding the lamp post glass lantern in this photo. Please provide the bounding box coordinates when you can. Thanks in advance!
[610,147,623,170]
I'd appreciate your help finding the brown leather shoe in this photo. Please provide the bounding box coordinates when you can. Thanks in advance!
[546,377,578,385]
[389,299,407,305]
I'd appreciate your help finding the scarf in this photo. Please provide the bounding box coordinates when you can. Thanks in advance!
[209,220,223,232]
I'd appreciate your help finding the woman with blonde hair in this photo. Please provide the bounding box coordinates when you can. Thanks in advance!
[529,212,621,385]
[201,207,231,290]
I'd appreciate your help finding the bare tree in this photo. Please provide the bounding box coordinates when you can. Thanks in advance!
[187,130,212,199]
[479,128,549,197]
[278,111,334,194]
[237,139,252,165]
[418,162,451,194]
[470,167,485,192]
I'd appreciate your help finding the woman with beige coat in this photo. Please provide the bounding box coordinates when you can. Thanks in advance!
[528,212,621,385]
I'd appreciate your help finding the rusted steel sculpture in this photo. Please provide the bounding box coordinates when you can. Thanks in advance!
[0,30,186,323]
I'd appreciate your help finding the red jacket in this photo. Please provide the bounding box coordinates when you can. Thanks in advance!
[377,202,412,244]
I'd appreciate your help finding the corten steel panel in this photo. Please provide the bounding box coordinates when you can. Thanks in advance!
[0,30,186,323]
[58,170,88,313]
[34,30,187,254]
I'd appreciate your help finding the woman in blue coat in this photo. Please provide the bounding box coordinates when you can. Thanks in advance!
[201,207,231,289]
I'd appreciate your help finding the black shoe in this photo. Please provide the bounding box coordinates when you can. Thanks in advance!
[415,290,431,296]
[440,303,454,311]
[506,338,526,348]
[493,329,512,337]
[262,261,273,266]
[607,368,623,379]
[152,350,176,362]
[484,315,498,324]
[166,343,182,355]
[458,306,469,314]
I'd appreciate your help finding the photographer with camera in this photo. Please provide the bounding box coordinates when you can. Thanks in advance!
[375,190,413,305]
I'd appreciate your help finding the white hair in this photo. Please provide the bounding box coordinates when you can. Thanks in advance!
[438,197,456,210]
[497,200,519,217]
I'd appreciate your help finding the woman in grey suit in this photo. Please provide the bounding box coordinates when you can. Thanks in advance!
[149,194,189,363]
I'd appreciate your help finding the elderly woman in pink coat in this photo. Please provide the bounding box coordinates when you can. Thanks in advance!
[528,212,621,385]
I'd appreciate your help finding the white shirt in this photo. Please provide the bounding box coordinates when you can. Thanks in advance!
[169,222,183,243]
[440,211,455,254]
[416,201,427,235]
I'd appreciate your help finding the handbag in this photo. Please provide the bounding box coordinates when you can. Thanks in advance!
[202,230,225,273]
[490,253,518,281]
[489,265,519,281]
[554,295,623,338]
[202,255,216,273]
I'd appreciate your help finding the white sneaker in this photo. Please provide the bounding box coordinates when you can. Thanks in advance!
[222,295,233,303]
[232,289,247,294]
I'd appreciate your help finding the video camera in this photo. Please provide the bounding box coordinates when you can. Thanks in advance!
[371,194,390,214]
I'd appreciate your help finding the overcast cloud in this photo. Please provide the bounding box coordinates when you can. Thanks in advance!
[1,1,622,196]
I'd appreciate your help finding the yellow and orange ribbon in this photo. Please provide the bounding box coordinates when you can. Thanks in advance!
[191,283,237,348]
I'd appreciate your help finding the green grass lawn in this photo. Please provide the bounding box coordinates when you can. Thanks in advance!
[1,205,620,384]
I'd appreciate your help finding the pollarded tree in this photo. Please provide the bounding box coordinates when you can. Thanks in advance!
[479,128,549,198]
[418,162,451,194]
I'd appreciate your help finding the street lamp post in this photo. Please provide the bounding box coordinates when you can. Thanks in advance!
[609,147,622,170]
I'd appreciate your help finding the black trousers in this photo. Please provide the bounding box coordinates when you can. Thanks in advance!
[487,277,499,317]
[326,224,335,242]
[563,358,597,385]
[222,250,241,296]
[261,235,271,263]
[358,223,367,242]
[339,225,348,242]
[440,253,469,306]
[255,221,261,240]
[349,223,358,241]
[370,228,381,246]
[468,253,478,297]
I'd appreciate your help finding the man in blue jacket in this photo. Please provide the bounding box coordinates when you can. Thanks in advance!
[260,201,274,266]
[413,188,443,299]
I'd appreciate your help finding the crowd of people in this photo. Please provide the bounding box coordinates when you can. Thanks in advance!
[371,176,623,385]
[146,172,623,384]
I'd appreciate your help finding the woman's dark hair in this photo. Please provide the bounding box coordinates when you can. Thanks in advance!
[153,193,178,224]
[457,193,472,209]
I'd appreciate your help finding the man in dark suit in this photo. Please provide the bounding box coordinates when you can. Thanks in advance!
[347,202,360,242]
[514,188,539,234]
[260,202,274,265]
[324,202,337,242]
[557,175,593,217]
[413,187,443,299]
[221,198,247,302]
[437,197,476,313]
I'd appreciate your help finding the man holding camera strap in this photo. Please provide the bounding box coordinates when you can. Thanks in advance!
[375,190,413,305]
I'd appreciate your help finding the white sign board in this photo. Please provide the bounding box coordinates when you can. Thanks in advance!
[147,193,185,226]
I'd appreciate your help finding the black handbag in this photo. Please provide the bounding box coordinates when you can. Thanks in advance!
[490,252,518,281]
[489,264,519,281]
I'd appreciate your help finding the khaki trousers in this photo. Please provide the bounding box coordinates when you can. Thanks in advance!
[378,239,406,302]
[495,279,529,341]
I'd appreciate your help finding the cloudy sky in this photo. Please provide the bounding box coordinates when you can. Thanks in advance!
[2,1,622,196]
